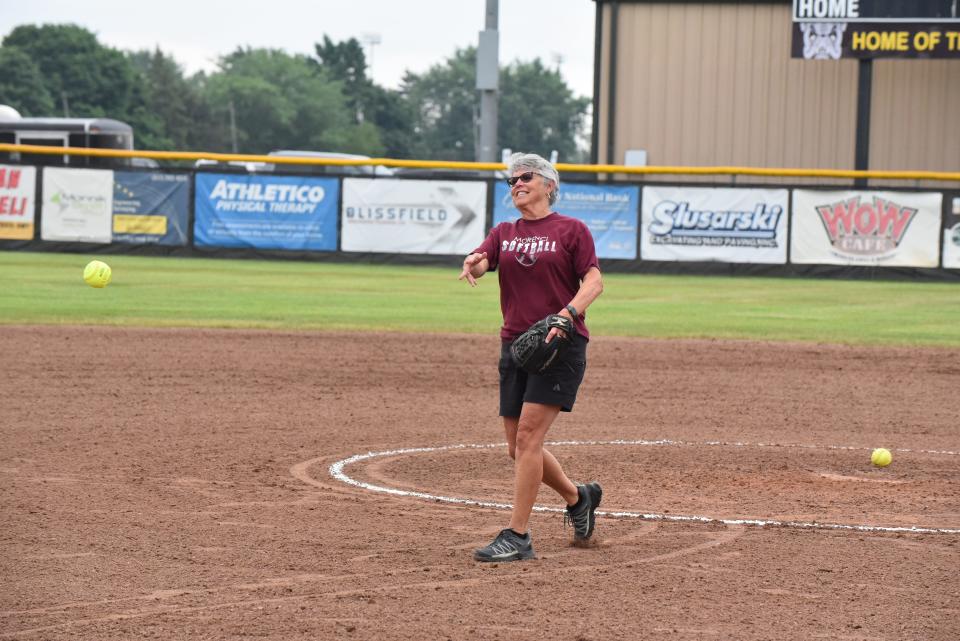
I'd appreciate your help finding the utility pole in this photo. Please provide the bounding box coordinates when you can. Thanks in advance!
[361,33,381,74]
[359,33,382,124]
[228,99,238,154]
[476,0,499,162]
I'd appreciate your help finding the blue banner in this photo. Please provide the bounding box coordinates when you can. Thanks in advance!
[194,173,339,251]
[112,171,189,246]
[493,182,639,259]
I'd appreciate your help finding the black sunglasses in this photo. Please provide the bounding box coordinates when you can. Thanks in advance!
[506,171,540,187]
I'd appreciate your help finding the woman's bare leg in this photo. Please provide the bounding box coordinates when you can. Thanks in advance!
[504,403,579,533]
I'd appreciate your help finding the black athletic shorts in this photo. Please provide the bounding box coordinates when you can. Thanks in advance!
[498,334,588,417]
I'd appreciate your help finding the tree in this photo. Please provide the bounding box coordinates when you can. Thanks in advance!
[313,36,369,118]
[367,88,417,158]
[498,59,591,162]
[1,24,168,149]
[400,47,591,162]
[127,48,202,150]
[3,24,140,119]
[0,47,55,115]
[203,47,371,155]
[0,23,590,160]
[400,47,479,161]
[313,36,415,158]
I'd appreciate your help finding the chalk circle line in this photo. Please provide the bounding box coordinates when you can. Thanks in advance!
[298,439,960,535]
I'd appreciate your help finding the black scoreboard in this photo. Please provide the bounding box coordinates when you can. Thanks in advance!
[793,0,959,23]
[791,0,960,58]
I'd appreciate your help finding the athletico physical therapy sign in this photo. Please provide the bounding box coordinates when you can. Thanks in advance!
[791,0,960,59]
[194,173,338,251]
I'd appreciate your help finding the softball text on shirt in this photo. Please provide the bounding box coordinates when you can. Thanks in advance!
[473,213,599,341]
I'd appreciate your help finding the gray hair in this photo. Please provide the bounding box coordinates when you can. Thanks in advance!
[507,152,560,206]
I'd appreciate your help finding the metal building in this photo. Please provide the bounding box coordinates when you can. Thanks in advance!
[590,0,960,184]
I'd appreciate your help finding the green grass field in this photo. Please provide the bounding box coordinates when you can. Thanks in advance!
[1,251,958,346]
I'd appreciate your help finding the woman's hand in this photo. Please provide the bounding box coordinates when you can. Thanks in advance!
[546,308,573,343]
[458,252,488,287]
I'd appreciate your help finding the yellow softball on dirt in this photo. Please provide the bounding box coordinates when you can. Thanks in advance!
[83,260,112,288]
[870,447,892,467]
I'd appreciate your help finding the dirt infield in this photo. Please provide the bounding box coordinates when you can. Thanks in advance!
[2,326,958,640]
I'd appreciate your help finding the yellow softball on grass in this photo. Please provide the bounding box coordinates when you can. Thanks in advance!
[871,447,892,467]
[83,260,112,288]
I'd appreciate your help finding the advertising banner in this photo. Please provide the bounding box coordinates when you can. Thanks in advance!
[113,171,189,246]
[791,23,960,59]
[0,164,36,240]
[791,190,942,267]
[493,182,639,260]
[41,167,113,243]
[341,178,486,254]
[943,196,960,269]
[194,173,338,251]
[640,186,789,264]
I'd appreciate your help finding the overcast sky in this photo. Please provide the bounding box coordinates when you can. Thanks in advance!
[2,0,599,98]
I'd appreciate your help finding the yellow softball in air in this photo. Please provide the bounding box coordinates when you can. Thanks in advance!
[870,448,892,467]
[83,260,112,288]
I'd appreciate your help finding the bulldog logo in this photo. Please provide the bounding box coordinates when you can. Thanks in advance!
[800,22,846,59]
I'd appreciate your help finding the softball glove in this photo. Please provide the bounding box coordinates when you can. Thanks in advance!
[509,314,577,375]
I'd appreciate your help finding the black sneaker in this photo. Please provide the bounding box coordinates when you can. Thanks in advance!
[565,482,602,540]
[473,528,536,562]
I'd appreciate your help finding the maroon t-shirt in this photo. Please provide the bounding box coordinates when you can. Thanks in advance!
[473,213,599,341]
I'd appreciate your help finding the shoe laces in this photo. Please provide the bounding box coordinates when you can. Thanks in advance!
[564,503,589,531]
[489,529,526,553]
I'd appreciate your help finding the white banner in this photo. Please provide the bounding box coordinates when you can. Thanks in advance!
[791,190,941,267]
[640,186,788,263]
[341,178,486,254]
[0,164,36,240]
[943,197,960,269]
[41,167,114,243]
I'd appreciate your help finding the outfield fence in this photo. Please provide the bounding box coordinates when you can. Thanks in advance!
[1,143,958,280]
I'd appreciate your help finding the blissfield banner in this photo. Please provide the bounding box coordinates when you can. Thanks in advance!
[113,171,189,246]
[494,183,639,260]
[0,164,36,240]
[943,196,960,269]
[791,190,941,267]
[341,178,486,254]
[41,167,113,243]
[640,186,789,263]
[194,173,338,251]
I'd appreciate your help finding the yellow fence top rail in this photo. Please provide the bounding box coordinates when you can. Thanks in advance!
[2,143,959,182]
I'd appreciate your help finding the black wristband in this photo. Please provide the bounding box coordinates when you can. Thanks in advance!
[565,304,578,317]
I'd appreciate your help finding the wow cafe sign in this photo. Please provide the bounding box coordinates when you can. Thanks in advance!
[790,190,942,267]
